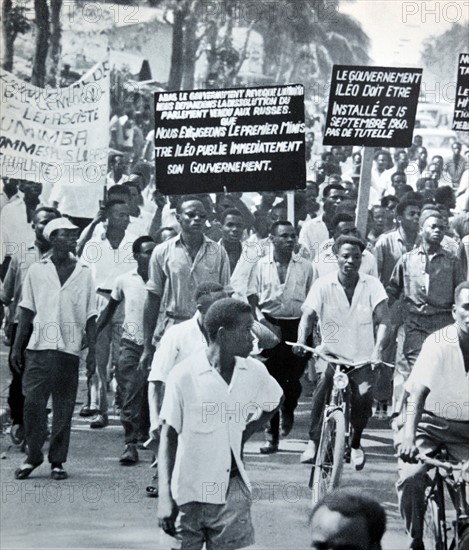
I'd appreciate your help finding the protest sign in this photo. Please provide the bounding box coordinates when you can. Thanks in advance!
[0,61,110,217]
[453,53,469,132]
[153,85,305,195]
[323,65,422,147]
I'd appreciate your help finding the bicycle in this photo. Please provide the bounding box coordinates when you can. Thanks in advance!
[419,452,469,550]
[287,342,393,505]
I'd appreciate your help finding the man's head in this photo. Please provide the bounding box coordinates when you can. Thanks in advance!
[270,221,297,255]
[391,172,407,197]
[413,134,423,147]
[419,209,445,246]
[417,146,428,165]
[269,202,288,224]
[374,150,391,173]
[204,298,254,357]
[393,150,409,171]
[32,207,61,241]
[434,186,456,210]
[333,235,365,275]
[453,282,469,337]
[3,178,19,198]
[221,208,245,243]
[195,282,229,317]
[431,155,444,170]
[107,184,131,205]
[105,199,130,231]
[19,180,42,202]
[396,200,421,233]
[123,180,143,215]
[176,196,207,235]
[310,489,386,550]
[132,236,155,276]
[426,162,441,182]
[331,213,358,241]
[452,141,462,157]
[323,184,345,216]
[44,217,79,256]
[370,205,386,233]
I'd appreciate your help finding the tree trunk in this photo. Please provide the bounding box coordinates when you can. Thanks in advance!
[47,0,62,87]
[32,0,50,87]
[167,4,186,90]
[2,0,14,71]
[181,13,197,89]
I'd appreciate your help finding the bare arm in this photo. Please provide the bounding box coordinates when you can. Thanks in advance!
[148,381,165,437]
[96,298,120,337]
[10,307,35,372]
[371,299,391,363]
[242,395,284,444]
[85,316,97,377]
[138,292,162,371]
[77,208,106,257]
[157,423,179,536]
[293,308,317,354]
[398,385,429,462]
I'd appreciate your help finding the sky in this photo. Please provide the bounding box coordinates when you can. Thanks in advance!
[339,0,469,67]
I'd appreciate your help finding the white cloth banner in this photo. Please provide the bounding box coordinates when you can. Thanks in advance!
[0,60,110,217]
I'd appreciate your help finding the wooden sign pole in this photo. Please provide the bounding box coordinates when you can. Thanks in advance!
[356,147,374,238]
[287,190,295,226]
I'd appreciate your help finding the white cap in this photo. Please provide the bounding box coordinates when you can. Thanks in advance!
[43,217,79,241]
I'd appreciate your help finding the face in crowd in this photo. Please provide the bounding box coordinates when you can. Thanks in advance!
[336,243,362,276]
[107,201,130,232]
[134,240,156,279]
[176,200,207,235]
[222,214,245,244]
[421,215,445,246]
[50,228,79,256]
[398,204,420,234]
[271,223,297,255]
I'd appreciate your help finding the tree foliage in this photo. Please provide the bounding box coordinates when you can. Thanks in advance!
[2,0,31,72]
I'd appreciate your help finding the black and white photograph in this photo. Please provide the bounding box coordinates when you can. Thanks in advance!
[1,1,468,548]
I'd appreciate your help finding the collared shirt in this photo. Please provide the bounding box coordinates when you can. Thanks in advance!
[0,243,51,322]
[248,254,313,319]
[146,234,230,319]
[20,258,97,356]
[405,324,469,421]
[0,196,35,263]
[303,271,387,363]
[298,217,329,260]
[111,269,147,346]
[160,350,283,505]
[80,230,137,290]
[148,313,206,383]
[374,229,416,286]
[387,245,465,316]
[312,238,378,282]
[221,241,260,303]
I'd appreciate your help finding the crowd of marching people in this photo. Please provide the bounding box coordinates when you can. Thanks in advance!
[0,124,468,549]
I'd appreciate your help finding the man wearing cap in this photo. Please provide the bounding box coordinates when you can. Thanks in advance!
[387,209,465,373]
[11,218,97,481]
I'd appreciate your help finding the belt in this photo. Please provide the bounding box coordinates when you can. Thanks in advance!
[97,288,112,294]
[263,313,300,327]
[166,312,191,321]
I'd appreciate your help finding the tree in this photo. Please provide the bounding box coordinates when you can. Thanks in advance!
[46,0,62,86]
[2,0,31,72]
[31,0,50,87]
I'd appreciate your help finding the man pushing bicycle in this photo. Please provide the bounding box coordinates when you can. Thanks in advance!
[293,235,390,470]
[396,281,469,550]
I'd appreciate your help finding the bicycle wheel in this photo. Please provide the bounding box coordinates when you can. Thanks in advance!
[311,409,346,505]
[457,523,469,549]
[423,491,445,550]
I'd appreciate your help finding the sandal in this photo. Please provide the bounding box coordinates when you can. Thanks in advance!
[14,460,43,480]
[145,485,158,498]
[51,466,68,480]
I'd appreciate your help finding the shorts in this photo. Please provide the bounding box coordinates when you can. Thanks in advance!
[177,475,255,550]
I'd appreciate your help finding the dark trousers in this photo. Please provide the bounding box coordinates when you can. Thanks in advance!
[308,363,375,449]
[403,312,453,368]
[262,317,308,442]
[23,350,79,465]
[8,323,33,425]
[118,339,149,444]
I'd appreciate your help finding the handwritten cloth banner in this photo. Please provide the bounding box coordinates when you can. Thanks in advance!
[323,65,422,147]
[0,60,110,217]
[453,53,469,132]
[154,85,306,195]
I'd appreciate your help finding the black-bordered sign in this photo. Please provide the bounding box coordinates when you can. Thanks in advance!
[453,53,469,132]
[153,85,305,195]
[323,65,422,147]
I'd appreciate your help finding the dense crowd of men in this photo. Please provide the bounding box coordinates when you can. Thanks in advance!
[0,130,468,549]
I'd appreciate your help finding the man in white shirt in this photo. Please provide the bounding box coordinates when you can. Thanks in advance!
[11,218,97,481]
[396,282,469,549]
[95,236,156,464]
[158,298,283,548]
[294,235,389,468]
[80,199,138,428]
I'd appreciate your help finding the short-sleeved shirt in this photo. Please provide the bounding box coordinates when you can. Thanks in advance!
[0,243,50,322]
[80,230,137,291]
[111,269,146,346]
[146,234,230,319]
[20,258,97,356]
[312,239,378,281]
[147,314,207,383]
[405,324,469,421]
[160,350,283,505]
[387,245,465,316]
[374,229,415,287]
[298,217,329,260]
[302,271,387,363]
[0,197,35,263]
[247,254,313,319]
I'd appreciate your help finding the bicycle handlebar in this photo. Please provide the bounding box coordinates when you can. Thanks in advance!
[285,342,394,369]
[418,454,462,473]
